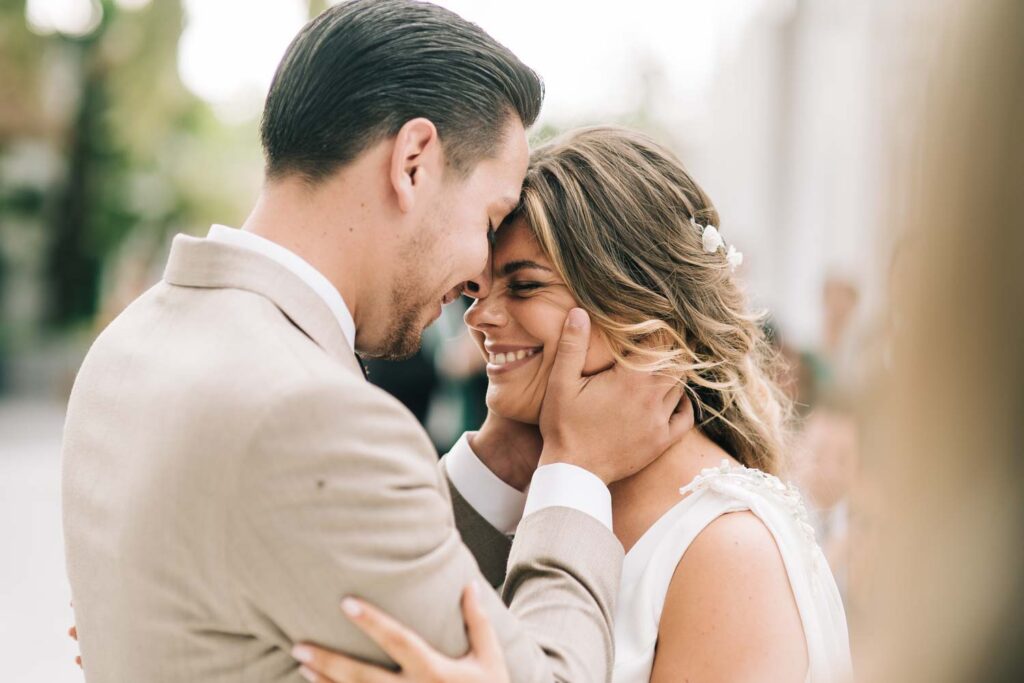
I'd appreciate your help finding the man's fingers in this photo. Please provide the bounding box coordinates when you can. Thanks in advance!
[292,644,400,683]
[461,581,504,667]
[548,308,591,390]
[669,393,696,442]
[663,377,685,410]
[69,625,77,641]
[659,368,685,394]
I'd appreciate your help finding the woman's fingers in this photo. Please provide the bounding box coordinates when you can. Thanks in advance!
[292,644,400,683]
[336,597,438,674]
[69,624,82,669]
[460,582,505,672]
[293,589,508,683]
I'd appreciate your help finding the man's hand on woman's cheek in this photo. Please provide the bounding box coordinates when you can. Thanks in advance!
[538,308,695,484]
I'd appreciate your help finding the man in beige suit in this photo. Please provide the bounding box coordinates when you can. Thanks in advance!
[62,2,690,681]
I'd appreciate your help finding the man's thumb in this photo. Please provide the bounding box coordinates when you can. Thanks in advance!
[549,308,590,386]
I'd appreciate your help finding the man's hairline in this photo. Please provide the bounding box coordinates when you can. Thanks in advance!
[264,108,526,188]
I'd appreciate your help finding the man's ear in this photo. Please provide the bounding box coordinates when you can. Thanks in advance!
[389,118,441,214]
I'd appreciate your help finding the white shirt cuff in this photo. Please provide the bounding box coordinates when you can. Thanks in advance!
[523,463,613,532]
[443,432,526,535]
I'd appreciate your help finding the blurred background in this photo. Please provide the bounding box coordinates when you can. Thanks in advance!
[1,0,1020,681]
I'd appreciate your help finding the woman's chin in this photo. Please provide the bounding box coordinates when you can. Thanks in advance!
[486,396,541,426]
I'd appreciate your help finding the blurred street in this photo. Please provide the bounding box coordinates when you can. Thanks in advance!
[0,399,80,683]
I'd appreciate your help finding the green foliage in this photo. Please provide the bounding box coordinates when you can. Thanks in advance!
[0,0,259,334]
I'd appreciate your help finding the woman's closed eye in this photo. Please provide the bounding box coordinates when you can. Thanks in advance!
[507,281,545,297]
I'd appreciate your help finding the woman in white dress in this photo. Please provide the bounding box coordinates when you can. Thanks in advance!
[300,126,852,682]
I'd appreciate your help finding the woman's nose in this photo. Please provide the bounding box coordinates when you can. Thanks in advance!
[464,293,507,330]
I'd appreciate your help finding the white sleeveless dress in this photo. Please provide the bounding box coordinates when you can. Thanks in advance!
[611,461,853,683]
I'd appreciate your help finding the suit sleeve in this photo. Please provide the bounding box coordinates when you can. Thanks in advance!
[232,378,623,683]
[443,466,512,588]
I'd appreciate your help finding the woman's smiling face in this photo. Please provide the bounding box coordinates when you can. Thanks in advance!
[464,217,614,424]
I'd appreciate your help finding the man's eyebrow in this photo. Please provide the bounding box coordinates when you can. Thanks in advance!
[498,260,553,277]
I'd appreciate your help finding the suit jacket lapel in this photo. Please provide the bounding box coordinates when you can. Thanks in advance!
[163,234,365,380]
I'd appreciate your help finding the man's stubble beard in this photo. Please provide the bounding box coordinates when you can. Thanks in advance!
[365,222,444,361]
[371,285,429,361]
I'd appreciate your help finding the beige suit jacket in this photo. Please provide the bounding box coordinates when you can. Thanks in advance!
[62,234,623,682]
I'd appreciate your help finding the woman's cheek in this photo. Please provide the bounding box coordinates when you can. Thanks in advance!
[516,296,613,376]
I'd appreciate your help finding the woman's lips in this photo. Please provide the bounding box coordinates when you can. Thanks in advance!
[485,346,542,375]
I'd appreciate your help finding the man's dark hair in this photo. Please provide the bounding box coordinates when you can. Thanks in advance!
[260,0,544,183]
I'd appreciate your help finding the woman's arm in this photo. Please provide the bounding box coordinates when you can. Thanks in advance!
[650,511,808,683]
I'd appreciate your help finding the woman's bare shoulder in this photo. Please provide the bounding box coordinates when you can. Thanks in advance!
[649,510,808,683]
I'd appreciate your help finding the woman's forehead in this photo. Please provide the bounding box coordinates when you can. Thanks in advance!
[494,219,549,266]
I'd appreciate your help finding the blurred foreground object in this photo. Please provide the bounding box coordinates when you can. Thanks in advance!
[855,0,1024,681]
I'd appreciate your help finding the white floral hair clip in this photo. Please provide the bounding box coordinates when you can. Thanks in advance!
[691,218,743,272]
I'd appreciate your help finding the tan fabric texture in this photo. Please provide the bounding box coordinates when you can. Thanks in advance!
[62,234,623,683]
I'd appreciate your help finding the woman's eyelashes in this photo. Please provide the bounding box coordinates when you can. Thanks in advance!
[507,281,544,297]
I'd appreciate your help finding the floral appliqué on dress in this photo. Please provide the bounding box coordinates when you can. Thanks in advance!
[679,460,828,578]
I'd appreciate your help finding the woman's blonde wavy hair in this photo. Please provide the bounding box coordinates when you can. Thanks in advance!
[512,126,792,474]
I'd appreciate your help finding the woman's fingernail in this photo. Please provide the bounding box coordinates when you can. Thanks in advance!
[566,308,586,329]
[298,664,318,682]
[291,645,313,663]
[340,597,363,617]
[469,579,480,597]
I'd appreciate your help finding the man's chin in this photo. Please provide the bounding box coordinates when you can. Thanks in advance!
[363,301,439,361]
[366,320,430,361]
[364,333,423,362]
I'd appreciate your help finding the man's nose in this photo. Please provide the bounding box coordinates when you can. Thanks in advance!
[463,261,493,300]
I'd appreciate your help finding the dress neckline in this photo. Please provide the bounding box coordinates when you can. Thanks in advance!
[622,460,748,563]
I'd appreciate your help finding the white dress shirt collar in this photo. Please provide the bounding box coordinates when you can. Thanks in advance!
[206,224,356,352]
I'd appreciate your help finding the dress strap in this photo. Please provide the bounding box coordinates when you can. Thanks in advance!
[614,460,849,682]
[680,460,822,559]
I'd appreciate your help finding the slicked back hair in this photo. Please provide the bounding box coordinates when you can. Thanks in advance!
[260,0,543,183]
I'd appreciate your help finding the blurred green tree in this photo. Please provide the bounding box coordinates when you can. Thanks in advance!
[1,0,258,344]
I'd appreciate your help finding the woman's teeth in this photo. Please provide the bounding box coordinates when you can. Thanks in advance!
[488,349,537,366]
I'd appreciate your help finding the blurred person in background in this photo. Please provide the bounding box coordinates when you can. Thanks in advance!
[809,274,862,400]
[851,0,1024,680]
[362,348,438,429]
[298,127,853,683]
[790,275,867,596]
[428,299,490,450]
[363,298,488,454]
[791,397,859,594]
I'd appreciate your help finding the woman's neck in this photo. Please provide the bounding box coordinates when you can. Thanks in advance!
[609,427,738,553]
